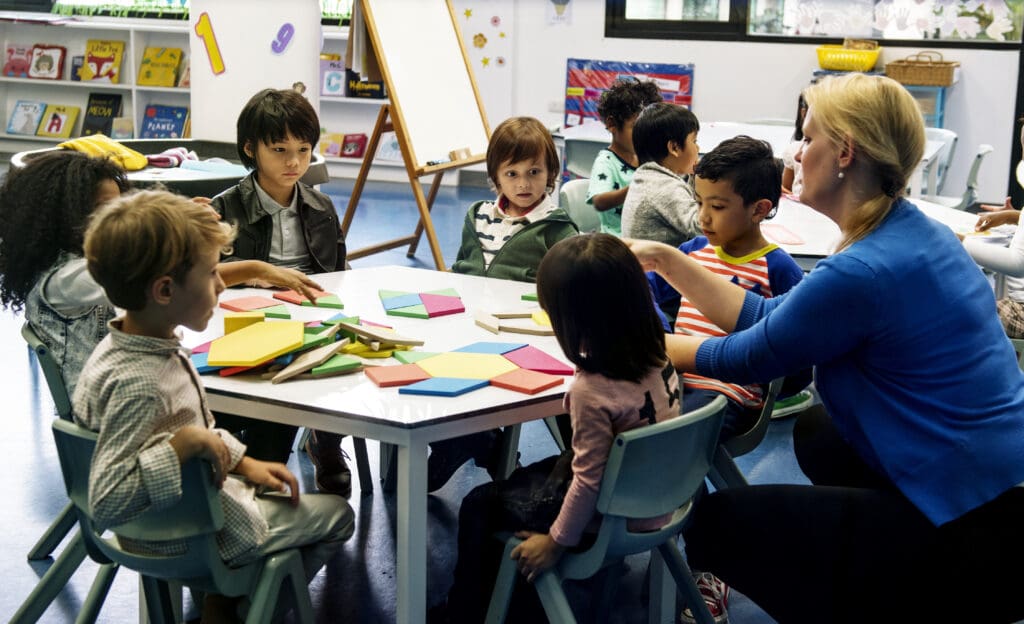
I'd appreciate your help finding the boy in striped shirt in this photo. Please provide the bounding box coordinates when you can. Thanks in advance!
[650,136,804,437]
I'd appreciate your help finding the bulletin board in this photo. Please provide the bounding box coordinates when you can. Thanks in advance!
[564,58,695,127]
[188,0,321,144]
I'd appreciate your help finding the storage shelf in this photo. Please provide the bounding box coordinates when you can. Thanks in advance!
[0,76,133,91]
[0,132,64,142]
[320,95,387,106]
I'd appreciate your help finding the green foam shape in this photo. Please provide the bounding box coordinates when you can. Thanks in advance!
[312,354,361,375]
[378,289,410,300]
[302,294,344,309]
[261,304,292,319]
[393,351,440,364]
[387,304,429,319]
[521,292,539,301]
[425,287,459,297]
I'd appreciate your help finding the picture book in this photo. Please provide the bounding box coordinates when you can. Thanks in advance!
[320,59,345,96]
[27,44,65,80]
[136,46,182,87]
[68,55,83,81]
[81,92,123,136]
[35,104,80,139]
[80,39,125,84]
[176,59,190,87]
[3,43,32,77]
[139,104,188,139]
[319,132,344,157]
[110,116,133,140]
[6,100,46,135]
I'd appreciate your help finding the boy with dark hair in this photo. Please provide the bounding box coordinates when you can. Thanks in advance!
[622,102,702,247]
[587,78,663,236]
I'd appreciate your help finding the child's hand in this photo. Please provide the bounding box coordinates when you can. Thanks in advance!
[235,457,300,506]
[169,425,231,488]
[510,531,565,582]
[624,238,675,273]
[975,206,1020,232]
[258,265,324,302]
[980,197,1015,213]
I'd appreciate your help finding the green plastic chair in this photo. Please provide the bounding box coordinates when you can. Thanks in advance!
[708,377,784,490]
[485,395,727,624]
[11,323,117,624]
[1009,338,1024,371]
[52,418,315,624]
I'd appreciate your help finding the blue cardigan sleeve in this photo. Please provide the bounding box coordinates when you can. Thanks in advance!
[696,252,880,385]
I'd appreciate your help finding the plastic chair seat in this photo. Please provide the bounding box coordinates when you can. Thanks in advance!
[559,178,599,233]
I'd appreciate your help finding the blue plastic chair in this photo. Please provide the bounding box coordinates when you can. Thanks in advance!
[11,323,117,624]
[708,377,784,490]
[52,418,316,624]
[485,395,727,624]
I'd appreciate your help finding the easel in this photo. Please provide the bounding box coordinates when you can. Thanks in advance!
[340,0,490,272]
[340,103,483,271]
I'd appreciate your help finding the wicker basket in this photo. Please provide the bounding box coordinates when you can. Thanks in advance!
[816,45,881,72]
[885,51,959,86]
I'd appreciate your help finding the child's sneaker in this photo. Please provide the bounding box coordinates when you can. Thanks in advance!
[771,389,814,419]
[679,572,729,624]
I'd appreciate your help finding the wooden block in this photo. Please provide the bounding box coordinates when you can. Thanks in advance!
[417,351,519,380]
[420,293,465,317]
[220,295,281,312]
[271,340,348,383]
[531,310,552,327]
[490,368,564,395]
[190,352,223,375]
[296,364,364,379]
[364,363,431,387]
[502,345,573,375]
[224,311,264,334]
[491,310,534,319]
[301,294,344,309]
[388,304,430,319]
[393,351,440,364]
[398,377,489,397]
[474,312,501,334]
[455,341,528,355]
[498,323,555,337]
[207,320,305,367]
[381,292,422,310]
[333,321,424,346]
[312,353,362,376]
[272,288,331,305]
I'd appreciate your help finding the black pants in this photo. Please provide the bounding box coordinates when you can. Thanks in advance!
[215,412,298,464]
[683,405,1024,624]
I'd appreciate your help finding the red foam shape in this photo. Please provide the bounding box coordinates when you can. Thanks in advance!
[272,288,330,305]
[219,296,281,312]
[364,363,431,387]
[219,358,273,377]
[419,293,465,317]
[490,368,563,395]
[503,345,573,376]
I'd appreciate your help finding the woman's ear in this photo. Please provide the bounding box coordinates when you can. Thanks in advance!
[837,133,855,168]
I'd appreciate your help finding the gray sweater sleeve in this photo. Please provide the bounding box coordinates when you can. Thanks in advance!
[621,163,701,247]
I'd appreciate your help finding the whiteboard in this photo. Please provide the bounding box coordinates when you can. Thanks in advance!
[360,0,490,171]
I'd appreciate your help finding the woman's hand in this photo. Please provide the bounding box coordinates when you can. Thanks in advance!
[234,457,300,506]
[624,238,677,274]
[975,204,1020,232]
[510,531,565,582]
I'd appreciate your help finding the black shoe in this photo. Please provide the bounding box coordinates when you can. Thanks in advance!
[305,430,352,498]
[427,431,497,492]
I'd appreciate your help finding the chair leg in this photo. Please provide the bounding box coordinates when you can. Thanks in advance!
[657,542,717,624]
[709,445,748,491]
[379,442,398,493]
[534,571,576,624]
[10,531,88,624]
[74,563,118,624]
[139,576,178,624]
[246,551,313,624]
[296,428,312,453]
[543,416,566,452]
[485,537,521,624]
[27,502,77,560]
[351,436,373,495]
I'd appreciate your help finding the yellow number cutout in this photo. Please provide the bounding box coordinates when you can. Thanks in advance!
[194,12,225,75]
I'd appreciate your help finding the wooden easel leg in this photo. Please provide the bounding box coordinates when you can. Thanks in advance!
[405,168,447,271]
[341,104,392,237]
[407,172,444,257]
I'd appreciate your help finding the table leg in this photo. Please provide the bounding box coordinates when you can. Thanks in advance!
[396,440,428,624]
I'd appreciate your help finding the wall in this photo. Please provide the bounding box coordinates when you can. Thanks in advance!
[508,2,1020,203]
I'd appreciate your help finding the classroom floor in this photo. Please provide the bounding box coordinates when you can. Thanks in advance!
[1,175,810,623]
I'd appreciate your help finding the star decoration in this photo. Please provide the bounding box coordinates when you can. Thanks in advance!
[464,8,472,19]
[482,57,491,67]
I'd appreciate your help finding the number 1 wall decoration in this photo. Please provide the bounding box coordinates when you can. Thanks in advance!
[194,12,226,75]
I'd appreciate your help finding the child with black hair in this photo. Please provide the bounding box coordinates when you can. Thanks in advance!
[587,78,663,236]
[622,102,702,247]
[211,87,352,498]
[433,233,682,623]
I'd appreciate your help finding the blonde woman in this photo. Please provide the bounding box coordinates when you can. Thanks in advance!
[630,74,1024,623]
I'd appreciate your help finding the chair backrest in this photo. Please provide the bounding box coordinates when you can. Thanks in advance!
[559,178,600,233]
[22,322,73,419]
[924,127,958,194]
[721,377,784,458]
[564,138,603,179]
[963,144,995,200]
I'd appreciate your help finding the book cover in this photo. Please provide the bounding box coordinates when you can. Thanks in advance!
[320,59,345,96]
[136,46,182,87]
[342,133,367,158]
[69,55,83,81]
[139,104,188,139]
[36,104,80,138]
[6,99,46,135]
[176,59,190,87]
[81,92,123,136]
[110,116,133,140]
[3,43,32,77]
[319,132,344,157]
[80,39,125,84]
[27,44,65,80]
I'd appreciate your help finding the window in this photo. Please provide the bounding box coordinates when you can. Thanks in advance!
[606,0,748,40]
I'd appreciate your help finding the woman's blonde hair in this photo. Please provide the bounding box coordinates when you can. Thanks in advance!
[804,73,925,251]
[84,190,235,310]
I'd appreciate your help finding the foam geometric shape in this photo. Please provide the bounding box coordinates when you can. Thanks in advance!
[272,288,331,305]
[361,319,392,329]
[425,287,460,297]
[207,321,305,367]
[521,292,538,301]
[220,295,282,312]
[258,305,292,319]
[393,351,440,364]
[388,304,429,319]
[190,352,223,375]
[312,354,362,376]
[503,345,573,375]
[398,377,490,397]
[272,340,348,384]
[380,288,463,319]
[417,352,519,380]
[224,311,265,334]
[301,294,344,309]
[381,293,423,310]
[218,358,272,377]
[323,314,360,326]
[378,289,409,300]
[420,293,465,317]
[365,363,431,387]
[190,339,213,354]
[454,342,528,355]
[531,310,551,327]
[490,368,564,395]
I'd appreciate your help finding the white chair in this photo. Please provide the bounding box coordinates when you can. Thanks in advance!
[923,144,994,211]
[923,127,958,195]
[564,138,604,179]
[559,178,600,233]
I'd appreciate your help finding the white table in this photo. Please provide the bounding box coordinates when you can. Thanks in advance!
[185,266,570,624]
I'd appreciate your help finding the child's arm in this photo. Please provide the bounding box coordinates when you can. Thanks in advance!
[217,260,323,301]
[590,187,629,212]
[233,456,300,506]
[168,424,232,487]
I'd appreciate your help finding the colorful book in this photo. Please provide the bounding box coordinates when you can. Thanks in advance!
[35,104,80,138]
[28,44,65,80]
[79,39,125,84]
[6,100,46,135]
[139,104,188,139]
[176,59,190,87]
[68,54,83,81]
[81,92,123,136]
[136,46,182,87]
[110,116,134,140]
[320,59,345,96]
[3,44,32,77]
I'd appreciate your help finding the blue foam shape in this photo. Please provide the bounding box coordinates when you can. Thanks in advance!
[398,377,490,397]
[453,341,529,355]
[382,293,423,310]
[190,352,223,375]
[273,353,295,366]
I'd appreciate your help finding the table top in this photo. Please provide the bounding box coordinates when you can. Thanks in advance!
[559,120,796,157]
[185,266,571,432]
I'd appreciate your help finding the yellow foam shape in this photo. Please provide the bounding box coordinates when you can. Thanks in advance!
[531,310,551,327]
[359,349,394,358]
[224,311,265,334]
[417,352,519,380]
[342,342,371,354]
[208,321,305,367]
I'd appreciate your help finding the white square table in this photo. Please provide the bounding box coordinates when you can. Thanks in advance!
[185,266,571,623]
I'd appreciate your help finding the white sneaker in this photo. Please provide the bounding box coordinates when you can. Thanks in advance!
[679,572,729,624]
